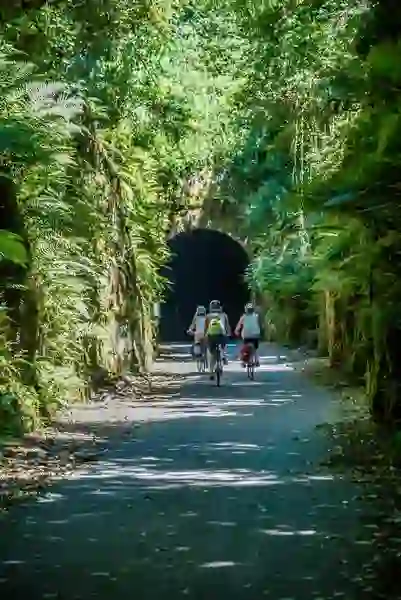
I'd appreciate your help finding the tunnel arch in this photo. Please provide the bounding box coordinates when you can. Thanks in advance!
[159,228,250,341]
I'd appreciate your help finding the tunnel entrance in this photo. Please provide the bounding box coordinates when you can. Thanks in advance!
[159,229,250,342]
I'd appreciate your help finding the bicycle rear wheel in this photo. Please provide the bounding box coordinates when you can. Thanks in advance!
[246,345,255,380]
[247,360,255,380]
[215,347,222,386]
[216,363,221,386]
[202,343,208,372]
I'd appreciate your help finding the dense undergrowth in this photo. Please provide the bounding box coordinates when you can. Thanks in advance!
[211,0,401,423]
[0,0,245,433]
[1,0,400,433]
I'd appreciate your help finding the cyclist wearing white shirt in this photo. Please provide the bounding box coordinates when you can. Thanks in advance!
[235,302,262,366]
[187,305,207,359]
[188,305,207,342]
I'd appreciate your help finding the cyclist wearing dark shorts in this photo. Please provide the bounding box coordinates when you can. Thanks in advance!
[205,300,231,379]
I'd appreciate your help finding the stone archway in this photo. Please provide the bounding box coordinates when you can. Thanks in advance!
[159,228,250,342]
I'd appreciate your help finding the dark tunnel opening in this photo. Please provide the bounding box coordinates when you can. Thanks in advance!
[159,229,250,342]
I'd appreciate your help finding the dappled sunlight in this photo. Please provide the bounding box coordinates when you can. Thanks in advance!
[46,519,70,525]
[128,442,262,453]
[76,392,301,423]
[0,345,374,600]
[199,561,239,569]
[226,362,294,373]
[156,352,194,363]
[69,460,337,491]
[88,489,118,497]
[156,343,300,376]
[206,442,261,451]
[0,366,380,600]
[138,455,174,463]
[176,395,297,410]
[70,463,283,487]
[36,492,65,504]
[176,388,300,406]
[260,363,294,372]
[155,346,194,362]
[57,349,308,431]
[229,381,267,387]
[308,474,336,482]
[258,528,317,536]
[171,397,263,408]
[260,353,287,362]
[131,397,264,408]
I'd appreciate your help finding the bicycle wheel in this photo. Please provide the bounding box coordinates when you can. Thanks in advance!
[216,362,221,386]
[246,346,255,380]
[247,360,255,380]
[202,343,208,372]
[201,352,207,373]
[215,347,222,386]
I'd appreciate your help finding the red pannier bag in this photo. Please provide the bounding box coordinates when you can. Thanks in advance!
[240,343,252,363]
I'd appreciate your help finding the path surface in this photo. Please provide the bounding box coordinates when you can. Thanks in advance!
[0,343,383,599]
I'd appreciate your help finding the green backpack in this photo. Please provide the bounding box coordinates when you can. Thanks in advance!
[208,316,224,335]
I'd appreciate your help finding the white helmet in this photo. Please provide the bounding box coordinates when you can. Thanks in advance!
[245,302,254,313]
[209,300,221,312]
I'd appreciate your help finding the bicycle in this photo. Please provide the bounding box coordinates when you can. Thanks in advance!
[246,343,256,380]
[187,330,207,373]
[240,341,256,380]
[194,339,207,373]
[213,343,223,386]
[207,342,223,386]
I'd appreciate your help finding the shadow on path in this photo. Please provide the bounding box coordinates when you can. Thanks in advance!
[0,343,396,599]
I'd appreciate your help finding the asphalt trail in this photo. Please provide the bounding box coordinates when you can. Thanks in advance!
[0,343,376,599]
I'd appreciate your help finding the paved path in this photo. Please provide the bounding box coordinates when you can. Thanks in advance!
[0,344,381,599]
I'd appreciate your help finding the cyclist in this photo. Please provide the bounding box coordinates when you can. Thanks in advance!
[205,300,231,379]
[235,302,262,367]
[187,305,207,359]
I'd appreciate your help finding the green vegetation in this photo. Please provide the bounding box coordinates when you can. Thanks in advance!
[1,0,401,432]
[212,0,401,423]
[0,0,247,433]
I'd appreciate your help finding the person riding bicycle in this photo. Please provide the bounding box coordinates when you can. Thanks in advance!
[205,300,231,379]
[187,305,207,359]
[235,302,262,367]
